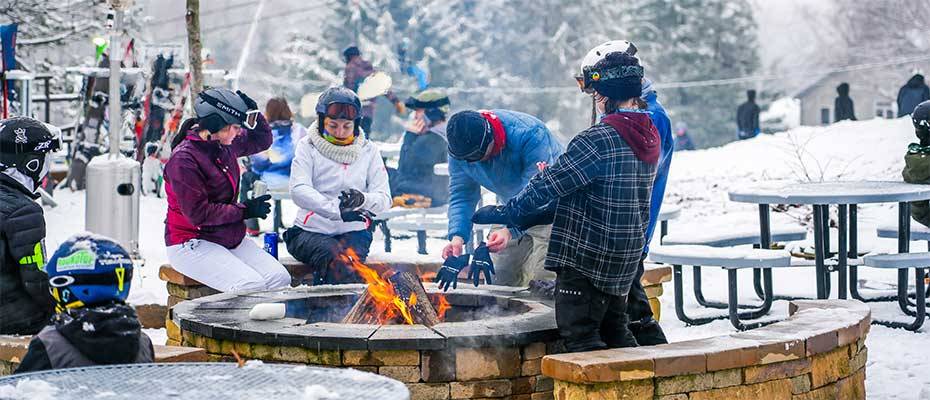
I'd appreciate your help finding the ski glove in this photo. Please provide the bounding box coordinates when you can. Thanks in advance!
[236,90,259,111]
[468,242,495,287]
[435,254,470,292]
[339,189,366,211]
[242,194,272,220]
[341,209,375,228]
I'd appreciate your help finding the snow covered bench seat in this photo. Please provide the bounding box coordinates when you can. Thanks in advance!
[860,252,930,331]
[0,335,208,376]
[876,223,930,241]
[649,245,792,330]
[542,299,870,400]
[662,224,807,247]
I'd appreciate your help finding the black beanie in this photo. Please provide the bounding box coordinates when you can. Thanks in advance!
[447,111,493,161]
[590,52,644,101]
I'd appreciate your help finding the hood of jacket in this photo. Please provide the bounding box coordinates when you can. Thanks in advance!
[907,74,926,88]
[836,83,850,97]
[602,110,660,164]
[54,302,143,365]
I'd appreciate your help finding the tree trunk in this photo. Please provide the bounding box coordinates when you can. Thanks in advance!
[185,0,204,97]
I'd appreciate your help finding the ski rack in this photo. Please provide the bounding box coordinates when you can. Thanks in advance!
[64,67,229,80]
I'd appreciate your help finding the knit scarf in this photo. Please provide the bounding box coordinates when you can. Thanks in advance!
[308,121,365,164]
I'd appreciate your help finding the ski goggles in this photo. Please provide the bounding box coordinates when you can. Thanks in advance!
[575,65,645,93]
[324,102,359,120]
[198,92,260,130]
[49,268,133,289]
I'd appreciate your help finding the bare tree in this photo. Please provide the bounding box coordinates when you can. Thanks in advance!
[836,1,930,63]
[185,0,203,96]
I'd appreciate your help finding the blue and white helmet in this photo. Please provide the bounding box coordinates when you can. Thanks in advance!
[46,233,133,310]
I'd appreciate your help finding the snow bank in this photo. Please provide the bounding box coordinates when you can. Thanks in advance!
[0,379,59,400]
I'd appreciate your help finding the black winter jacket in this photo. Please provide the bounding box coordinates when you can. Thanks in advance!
[898,75,930,117]
[0,174,52,334]
[15,303,154,373]
[390,129,450,205]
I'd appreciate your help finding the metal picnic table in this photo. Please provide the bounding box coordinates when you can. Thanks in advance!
[0,362,409,400]
[729,181,930,302]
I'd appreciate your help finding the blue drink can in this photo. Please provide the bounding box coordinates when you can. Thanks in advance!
[263,232,279,259]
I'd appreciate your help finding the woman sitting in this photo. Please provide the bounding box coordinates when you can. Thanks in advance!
[284,87,391,284]
[164,88,291,292]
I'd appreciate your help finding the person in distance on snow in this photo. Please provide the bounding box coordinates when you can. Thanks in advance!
[342,46,406,134]
[388,89,452,208]
[475,52,659,351]
[442,107,563,287]
[736,89,760,139]
[15,234,154,373]
[284,87,391,285]
[903,100,930,227]
[0,116,59,334]
[164,88,291,293]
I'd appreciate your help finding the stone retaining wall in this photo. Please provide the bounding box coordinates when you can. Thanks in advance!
[542,300,870,400]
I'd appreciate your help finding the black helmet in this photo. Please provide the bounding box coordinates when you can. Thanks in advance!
[316,86,362,134]
[914,100,930,145]
[343,46,361,62]
[0,116,61,189]
[194,88,250,133]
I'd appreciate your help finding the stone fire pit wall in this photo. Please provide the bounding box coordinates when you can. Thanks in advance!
[173,285,561,400]
[542,300,871,400]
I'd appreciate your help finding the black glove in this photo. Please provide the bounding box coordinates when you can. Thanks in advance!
[339,189,365,210]
[435,254,470,292]
[341,209,375,225]
[471,205,514,226]
[242,194,272,220]
[472,202,555,230]
[236,90,258,111]
[468,242,495,287]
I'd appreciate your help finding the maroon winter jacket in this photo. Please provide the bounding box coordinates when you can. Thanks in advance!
[163,114,273,249]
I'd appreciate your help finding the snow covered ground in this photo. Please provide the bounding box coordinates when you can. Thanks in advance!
[43,116,922,398]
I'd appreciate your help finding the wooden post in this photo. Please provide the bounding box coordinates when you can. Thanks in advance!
[185,0,204,97]
[342,271,441,326]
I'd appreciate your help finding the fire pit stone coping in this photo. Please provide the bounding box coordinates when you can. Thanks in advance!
[172,284,559,351]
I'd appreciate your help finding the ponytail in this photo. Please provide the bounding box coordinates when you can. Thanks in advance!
[170,118,199,150]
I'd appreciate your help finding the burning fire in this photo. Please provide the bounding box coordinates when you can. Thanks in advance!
[339,248,449,325]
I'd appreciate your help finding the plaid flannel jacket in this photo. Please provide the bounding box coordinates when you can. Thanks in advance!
[509,120,657,296]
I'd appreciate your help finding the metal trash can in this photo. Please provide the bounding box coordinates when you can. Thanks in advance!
[85,154,141,257]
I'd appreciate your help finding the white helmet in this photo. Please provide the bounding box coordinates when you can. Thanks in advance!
[576,40,638,92]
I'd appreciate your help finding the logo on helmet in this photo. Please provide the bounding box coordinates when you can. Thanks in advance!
[34,140,52,152]
[14,128,26,144]
[55,249,97,272]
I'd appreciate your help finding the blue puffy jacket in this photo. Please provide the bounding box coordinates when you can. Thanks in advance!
[447,110,563,242]
[250,121,305,190]
[642,83,674,254]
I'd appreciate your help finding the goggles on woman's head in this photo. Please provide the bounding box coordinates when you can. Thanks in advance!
[325,103,359,120]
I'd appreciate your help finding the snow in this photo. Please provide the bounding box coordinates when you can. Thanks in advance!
[0,379,59,400]
[649,245,790,262]
[248,303,286,321]
[39,115,925,397]
[302,385,340,400]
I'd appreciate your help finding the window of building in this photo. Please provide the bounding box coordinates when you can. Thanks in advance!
[875,100,895,119]
[820,108,830,125]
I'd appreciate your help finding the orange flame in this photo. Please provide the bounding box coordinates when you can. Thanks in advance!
[339,248,415,325]
[436,295,451,320]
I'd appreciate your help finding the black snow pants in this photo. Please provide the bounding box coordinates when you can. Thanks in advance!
[555,267,638,352]
[283,227,373,285]
[626,256,668,345]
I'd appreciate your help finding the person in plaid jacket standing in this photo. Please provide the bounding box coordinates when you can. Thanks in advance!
[474,51,659,351]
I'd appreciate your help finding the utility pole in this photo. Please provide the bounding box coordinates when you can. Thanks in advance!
[186,0,204,96]
[107,3,123,156]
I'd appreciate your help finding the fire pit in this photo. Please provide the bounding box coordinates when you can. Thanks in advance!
[171,283,559,400]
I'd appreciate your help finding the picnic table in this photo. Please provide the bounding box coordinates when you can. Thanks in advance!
[729,180,930,300]
[0,363,408,400]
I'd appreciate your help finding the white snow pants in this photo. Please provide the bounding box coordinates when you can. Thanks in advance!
[167,238,292,293]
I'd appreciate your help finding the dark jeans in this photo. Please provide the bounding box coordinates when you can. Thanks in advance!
[283,227,373,285]
[626,257,668,345]
[555,267,637,352]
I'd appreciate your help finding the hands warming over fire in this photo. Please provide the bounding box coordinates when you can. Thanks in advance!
[468,243,495,287]
[339,189,375,229]
[435,254,470,292]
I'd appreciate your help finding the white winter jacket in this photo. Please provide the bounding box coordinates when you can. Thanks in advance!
[289,123,391,235]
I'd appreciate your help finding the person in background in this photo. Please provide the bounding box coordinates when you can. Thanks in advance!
[241,98,309,234]
[834,82,856,122]
[388,89,451,208]
[736,90,760,139]
[141,142,163,197]
[674,122,695,151]
[0,116,58,335]
[475,52,659,351]
[442,109,563,287]
[898,74,930,117]
[284,87,391,284]
[164,88,291,293]
[903,101,930,227]
[15,234,154,373]
[342,46,406,134]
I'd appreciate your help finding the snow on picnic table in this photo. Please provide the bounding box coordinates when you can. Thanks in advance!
[42,116,925,398]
